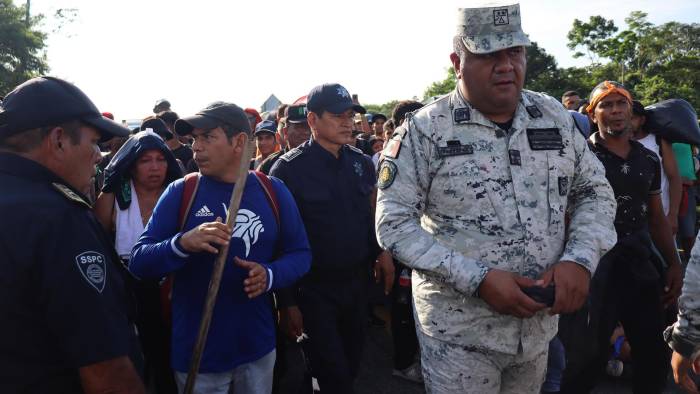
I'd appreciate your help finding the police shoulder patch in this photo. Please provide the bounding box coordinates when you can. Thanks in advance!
[75,251,107,293]
[280,147,303,162]
[53,183,91,208]
[377,160,398,190]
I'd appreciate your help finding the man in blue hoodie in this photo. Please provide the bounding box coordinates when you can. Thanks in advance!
[130,102,311,394]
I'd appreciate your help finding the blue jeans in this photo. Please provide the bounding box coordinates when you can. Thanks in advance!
[175,349,276,394]
[542,336,565,392]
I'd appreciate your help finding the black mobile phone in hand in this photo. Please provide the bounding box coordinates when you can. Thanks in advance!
[522,285,555,307]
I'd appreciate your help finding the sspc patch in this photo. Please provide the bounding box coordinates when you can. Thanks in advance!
[377,161,398,190]
[75,251,107,293]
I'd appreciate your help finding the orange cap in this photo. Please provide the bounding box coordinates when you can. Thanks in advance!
[586,81,633,113]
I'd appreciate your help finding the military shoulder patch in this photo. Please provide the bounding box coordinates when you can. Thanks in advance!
[382,139,401,159]
[75,251,107,293]
[377,160,398,190]
[52,183,91,208]
[280,148,303,162]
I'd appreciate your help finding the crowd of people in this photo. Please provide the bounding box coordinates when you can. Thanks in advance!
[2,2,700,394]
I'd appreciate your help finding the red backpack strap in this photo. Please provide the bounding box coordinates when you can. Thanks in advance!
[178,173,200,230]
[253,170,280,227]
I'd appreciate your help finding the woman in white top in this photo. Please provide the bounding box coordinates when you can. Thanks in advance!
[94,127,182,393]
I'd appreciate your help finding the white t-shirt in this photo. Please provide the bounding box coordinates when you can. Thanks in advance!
[638,134,670,215]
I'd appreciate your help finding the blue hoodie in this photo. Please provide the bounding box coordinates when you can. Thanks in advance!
[129,172,310,373]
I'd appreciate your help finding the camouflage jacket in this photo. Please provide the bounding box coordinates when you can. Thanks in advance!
[375,88,617,354]
[666,232,700,358]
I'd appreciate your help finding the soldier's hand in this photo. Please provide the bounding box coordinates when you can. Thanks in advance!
[671,351,699,394]
[478,269,546,318]
[540,261,590,314]
[179,217,231,254]
[374,251,395,295]
[279,306,304,341]
[663,262,683,308]
[235,257,268,298]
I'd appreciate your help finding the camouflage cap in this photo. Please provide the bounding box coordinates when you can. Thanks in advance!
[456,3,531,54]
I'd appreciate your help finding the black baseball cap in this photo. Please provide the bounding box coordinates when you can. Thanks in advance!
[141,117,173,140]
[285,104,308,124]
[174,101,252,136]
[254,120,277,136]
[306,83,366,115]
[0,76,131,141]
[368,113,387,123]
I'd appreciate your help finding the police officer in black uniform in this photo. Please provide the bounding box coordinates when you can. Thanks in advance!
[258,103,311,175]
[0,77,145,394]
[270,83,394,394]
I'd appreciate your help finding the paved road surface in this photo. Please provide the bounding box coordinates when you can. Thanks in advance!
[278,310,685,394]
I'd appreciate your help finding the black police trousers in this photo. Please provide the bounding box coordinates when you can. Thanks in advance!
[298,275,368,394]
[133,279,177,394]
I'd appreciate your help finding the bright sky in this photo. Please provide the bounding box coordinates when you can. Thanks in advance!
[26,0,699,122]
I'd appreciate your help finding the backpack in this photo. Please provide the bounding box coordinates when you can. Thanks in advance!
[159,171,280,323]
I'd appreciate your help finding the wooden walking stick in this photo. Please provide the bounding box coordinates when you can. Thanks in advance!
[183,135,256,393]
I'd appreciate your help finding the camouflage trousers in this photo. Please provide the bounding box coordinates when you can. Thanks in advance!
[417,330,548,394]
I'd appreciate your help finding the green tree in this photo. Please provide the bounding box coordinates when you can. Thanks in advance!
[525,41,567,97]
[423,67,456,100]
[364,100,400,118]
[0,0,49,95]
[566,16,618,63]
[561,12,699,110]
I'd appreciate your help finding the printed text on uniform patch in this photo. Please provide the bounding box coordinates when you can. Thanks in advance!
[75,251,107,293]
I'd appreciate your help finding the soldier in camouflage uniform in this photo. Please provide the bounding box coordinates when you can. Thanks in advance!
[667,233,700,393]
[375,4,617,393]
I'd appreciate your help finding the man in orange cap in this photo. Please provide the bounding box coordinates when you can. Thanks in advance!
[567,81,683,393]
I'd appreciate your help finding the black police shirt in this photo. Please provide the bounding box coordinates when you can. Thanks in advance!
[270,139,378,279]
[0,153,139,393]
[589,134,662,238]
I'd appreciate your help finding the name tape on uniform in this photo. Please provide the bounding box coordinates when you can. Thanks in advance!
[438,140,473,157]
[526,128,563,150]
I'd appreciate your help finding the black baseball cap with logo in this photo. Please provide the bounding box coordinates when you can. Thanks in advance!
[306,83,366,115]
[0,76,131,142]
[174,101,252,135]
[285,104,308,124]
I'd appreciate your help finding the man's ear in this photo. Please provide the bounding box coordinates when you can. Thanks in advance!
[588,112,598,125]
[45,126,69,157]
[235,132,249,152]
[450,52,462,80]
[307,112,318,130]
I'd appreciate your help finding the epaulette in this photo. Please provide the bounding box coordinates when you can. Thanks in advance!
[52,182,91,208]
[346,145,364,155]
[279,147,303,162]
